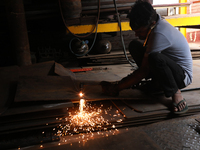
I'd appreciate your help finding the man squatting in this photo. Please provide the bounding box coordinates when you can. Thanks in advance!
[101,1,193,114]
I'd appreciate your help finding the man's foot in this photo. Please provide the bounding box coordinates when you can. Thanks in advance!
[172,90,188,114]
[173,99,188,114]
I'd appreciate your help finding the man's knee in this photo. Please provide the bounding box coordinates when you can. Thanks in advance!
[149,52,166,68]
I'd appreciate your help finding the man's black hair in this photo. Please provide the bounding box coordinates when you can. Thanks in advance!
[129,1,157,30]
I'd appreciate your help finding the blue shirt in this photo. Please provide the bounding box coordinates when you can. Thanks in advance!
[147,15,193,86]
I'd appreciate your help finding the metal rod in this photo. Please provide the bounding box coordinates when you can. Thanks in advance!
[111,100,127,118]
[181,87,200,92]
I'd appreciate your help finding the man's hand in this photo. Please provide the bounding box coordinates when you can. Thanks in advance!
[100,81,119,97]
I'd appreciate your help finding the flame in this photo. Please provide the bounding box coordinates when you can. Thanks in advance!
[70,99,104,128]
[79,92,84,97]
[60,98,111,134]
[79,99,85,113]
[57,97,122,137]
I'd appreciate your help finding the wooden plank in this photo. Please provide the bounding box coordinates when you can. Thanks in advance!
[121,89,200,113]
[0,61,59,115]
[0,61,78,116]
[14,76,80,102]
[1,100,73,116]
[19,61,55,76]
[54,62,76,80]
[123,98,170,113]
[0,108,69,124]
[72,85,154,102]
[15,72,195,106]
[0,117,60,133]
[75,71,121,82]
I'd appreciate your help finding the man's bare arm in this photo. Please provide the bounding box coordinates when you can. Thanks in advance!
[117,52,150,91]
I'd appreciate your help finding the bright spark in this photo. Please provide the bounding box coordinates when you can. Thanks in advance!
[79,99,85,113]
[58,99,111,136]
[70,99,105,128]
[56,98,122,137]
[79,92,84,97]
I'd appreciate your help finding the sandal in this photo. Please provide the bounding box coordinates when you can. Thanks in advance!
[173,99,188,114]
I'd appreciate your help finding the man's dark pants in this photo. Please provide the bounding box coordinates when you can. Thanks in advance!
[129,40,186,97]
